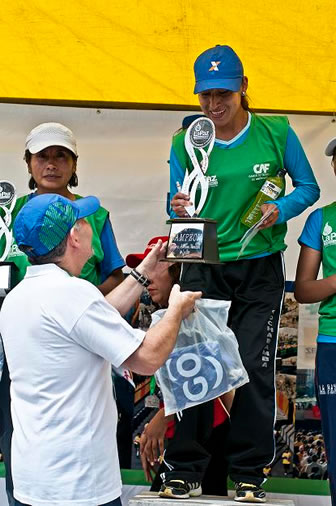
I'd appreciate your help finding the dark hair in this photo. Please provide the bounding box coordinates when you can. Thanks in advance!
[332,148,336,166]
[241,93,250,111]
[24,149,79,190]
[168,263,181,284]
[20,234,68,265]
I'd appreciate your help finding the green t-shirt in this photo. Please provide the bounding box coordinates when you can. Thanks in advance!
[172,114,289,262]
[319,203,336,335]
[0,193,108,286]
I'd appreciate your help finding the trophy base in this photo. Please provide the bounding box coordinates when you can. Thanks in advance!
[165,218,221,264]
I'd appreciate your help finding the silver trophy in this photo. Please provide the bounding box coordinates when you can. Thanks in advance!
[0,181,16,261]
[166,117,219,263]
[0,181,17,298]
[182,117,215,216]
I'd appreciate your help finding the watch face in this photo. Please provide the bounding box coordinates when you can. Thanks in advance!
[0,181,16,206]
[189,118,215,149]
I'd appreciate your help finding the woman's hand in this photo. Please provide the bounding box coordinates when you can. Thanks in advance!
[140,409,172,481]
[171,192,192,218]
[258,203,279,229]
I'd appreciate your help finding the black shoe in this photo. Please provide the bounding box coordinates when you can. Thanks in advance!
[159,479,202,499]
[234,482,266,503]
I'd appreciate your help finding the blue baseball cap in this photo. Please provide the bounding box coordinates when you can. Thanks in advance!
[194,45,244,94]
[14,193,100,257]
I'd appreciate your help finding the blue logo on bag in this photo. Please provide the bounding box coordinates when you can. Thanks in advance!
[165,342,228,410]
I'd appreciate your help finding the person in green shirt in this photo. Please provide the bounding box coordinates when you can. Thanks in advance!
[295,137,336,505]
[169,44,319,503]
[0,122,125,506]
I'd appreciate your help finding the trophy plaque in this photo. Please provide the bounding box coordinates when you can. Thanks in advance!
[166,117,219,263]
[0,181,17,298]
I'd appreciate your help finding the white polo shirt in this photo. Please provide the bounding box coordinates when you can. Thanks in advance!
[0,264,145,506]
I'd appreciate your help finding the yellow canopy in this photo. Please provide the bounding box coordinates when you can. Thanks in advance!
[0,0,335,112]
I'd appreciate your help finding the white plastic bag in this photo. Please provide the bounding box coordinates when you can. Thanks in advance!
[152,298,249,416]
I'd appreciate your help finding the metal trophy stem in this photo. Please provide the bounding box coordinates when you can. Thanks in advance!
[182,117,215,216]
[166,117,220,263]
[0,181,16,262]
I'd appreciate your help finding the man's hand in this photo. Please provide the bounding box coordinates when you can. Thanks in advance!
[137,240,167,278]
[171,192,192,218]
[258,203,279,230]
[168,284,202,319]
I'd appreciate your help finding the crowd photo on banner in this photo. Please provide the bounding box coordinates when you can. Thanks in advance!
[0,41,336,506]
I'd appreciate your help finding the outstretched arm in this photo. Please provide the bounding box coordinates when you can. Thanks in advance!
[105,240,166,315]
[123,285,201,375]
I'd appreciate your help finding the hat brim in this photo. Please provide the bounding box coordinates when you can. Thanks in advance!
[325,138,336,157]
[125,253,144,268]
[194,77,242,94]
[74,196,100,219]
[126,236,169,268]
[27,140,77,156]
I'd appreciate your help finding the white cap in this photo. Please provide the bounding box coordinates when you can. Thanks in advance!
[325,138,336,157]
[25,122,78,156]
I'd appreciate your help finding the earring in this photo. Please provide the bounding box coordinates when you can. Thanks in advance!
[69,172,78,187]
[241,91,246,97]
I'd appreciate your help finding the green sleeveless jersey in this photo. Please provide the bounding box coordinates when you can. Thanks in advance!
[172,114,289,262]
[319,203,336,336]
[0,193,108,286]
[79,198,108,285]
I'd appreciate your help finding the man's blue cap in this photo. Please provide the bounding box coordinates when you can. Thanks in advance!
[194,45,244,94]
[14,193,100,258]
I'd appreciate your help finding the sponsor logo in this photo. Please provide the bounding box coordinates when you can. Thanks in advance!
[209,61,220,72]
[318,384,336,395]
[248,163,271,182]
[262,309,275,368]
[207,175,218,187]
[322,222,336,247]
[253,163,270,174]
[193,122,210,140]
[0,181,15,206]
[7,243,24,258]
[189,119,214,148]
[323,222,332,236]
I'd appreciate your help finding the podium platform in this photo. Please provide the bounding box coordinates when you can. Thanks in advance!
[129,491,295,505]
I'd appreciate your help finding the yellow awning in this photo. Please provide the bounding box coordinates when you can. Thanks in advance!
[0,0,335,112]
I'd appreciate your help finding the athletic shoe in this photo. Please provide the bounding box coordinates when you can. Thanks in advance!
[159,479,202,499]
[234,482,266,503]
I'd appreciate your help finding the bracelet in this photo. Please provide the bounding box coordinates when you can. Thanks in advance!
[130,269,150,288]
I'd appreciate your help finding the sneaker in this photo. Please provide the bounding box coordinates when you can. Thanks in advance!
[234,482,266,503]
[159,479,202,499]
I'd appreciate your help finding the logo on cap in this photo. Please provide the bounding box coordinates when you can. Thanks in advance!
[209,61,221,72]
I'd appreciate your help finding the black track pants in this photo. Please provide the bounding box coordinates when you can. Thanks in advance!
[179,252,285,486]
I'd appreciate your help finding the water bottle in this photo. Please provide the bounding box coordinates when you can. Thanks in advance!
[241,168,286,227]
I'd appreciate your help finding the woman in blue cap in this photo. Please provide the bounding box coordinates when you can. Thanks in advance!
[168,44,320,502]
